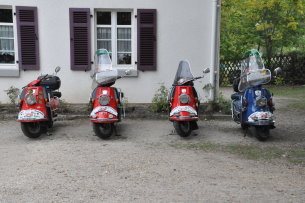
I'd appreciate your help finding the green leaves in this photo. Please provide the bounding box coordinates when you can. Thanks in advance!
[150,84,169,113]
[221,0,305,59]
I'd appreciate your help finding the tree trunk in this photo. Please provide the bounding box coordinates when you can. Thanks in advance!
[265,36,273,69]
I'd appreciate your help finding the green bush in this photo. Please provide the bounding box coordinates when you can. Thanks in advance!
[4,86,20,105]
[217,92,231,115]
[274,76,285,86]
[150,84,169,113]
[59,99,71,113]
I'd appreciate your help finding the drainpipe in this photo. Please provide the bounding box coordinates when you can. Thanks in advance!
[209,0,221,102]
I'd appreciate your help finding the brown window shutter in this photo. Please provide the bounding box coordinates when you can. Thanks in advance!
[69,8,91,71]
[16,6,40,70]
[137,9,157,71]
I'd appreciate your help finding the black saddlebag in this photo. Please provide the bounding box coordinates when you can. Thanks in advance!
[39,76,61,90]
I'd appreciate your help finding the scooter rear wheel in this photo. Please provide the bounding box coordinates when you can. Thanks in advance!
[93,123,114,139]
[21,122,44,138]
[255,126,270,141]
[174,121,192,137]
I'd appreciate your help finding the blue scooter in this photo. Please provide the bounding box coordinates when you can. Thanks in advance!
[231,50,281,141]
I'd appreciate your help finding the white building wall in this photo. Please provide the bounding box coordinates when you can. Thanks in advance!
[0,0,218,104]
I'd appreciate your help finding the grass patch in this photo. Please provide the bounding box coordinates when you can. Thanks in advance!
[288,150,305,158]
[169,142,222,152]
[214,92,231,115]
[268,86,305,109]
[169,142,305,164]
[227,145,283,160]
[287,102,305,109]
[268,86,305,97]
[287,150,305,164]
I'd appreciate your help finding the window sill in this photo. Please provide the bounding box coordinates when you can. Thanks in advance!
[117,68,138,77]
[0,64,19,77]
[112,65,138,77]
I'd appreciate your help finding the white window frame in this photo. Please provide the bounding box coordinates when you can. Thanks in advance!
[0,5,17,66]
[0,5,19,77]
[95,9,135,70]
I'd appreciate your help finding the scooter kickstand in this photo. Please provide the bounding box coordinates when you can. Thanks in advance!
[244,128,248,137]
[169,129,177,135]
[114,125,121,136]
[47,131,52,136]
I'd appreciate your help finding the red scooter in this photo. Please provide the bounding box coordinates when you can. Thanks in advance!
[89,49,126,139]
[17,67,62,138]
[168,60,209,137]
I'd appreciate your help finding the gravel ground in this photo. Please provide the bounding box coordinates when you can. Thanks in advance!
[0,88,305,202]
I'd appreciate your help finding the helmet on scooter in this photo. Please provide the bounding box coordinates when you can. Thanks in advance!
[243,49,261,58]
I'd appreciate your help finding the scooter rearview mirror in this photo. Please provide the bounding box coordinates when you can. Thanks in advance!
[55,66,61,73]
[274,67,282,76]
[203,68,210,74]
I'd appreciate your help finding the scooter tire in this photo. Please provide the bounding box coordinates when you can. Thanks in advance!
[21,122,43,138]
[174,121,192,137]
[93,123,113,139]
[255,126,270,141]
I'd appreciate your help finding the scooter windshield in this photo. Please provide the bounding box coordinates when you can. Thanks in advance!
[238,54,271,92]
[173,60,194,85]
[92,49,118,86]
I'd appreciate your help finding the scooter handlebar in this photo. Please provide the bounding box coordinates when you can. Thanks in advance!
[194,76,203,80]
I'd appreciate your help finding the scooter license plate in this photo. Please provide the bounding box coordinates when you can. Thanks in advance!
[260,113,269,118]
[258,120,270,124]
[18,109,45,120]
[257,112,272,121]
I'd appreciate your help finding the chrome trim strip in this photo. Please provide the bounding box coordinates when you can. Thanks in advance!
[91,118,119,122]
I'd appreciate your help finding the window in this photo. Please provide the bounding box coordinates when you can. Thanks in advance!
[96,11,132,66]
[0,8,14,64]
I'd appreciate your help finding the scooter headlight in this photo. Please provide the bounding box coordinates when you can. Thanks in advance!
[179,94,190,104]
[99,95,110,106]
[25,94,37,105]
[256,97,267,107]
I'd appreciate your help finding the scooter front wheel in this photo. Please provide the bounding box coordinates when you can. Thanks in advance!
[174,121,192,137]
[255,126,270,141]
[93,123,114,139]
[21,122,44,138]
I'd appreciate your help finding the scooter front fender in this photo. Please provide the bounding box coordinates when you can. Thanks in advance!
[90,106,118,123]
[245,111,275,126]
[169,106,197,117]
[17,109,48,122]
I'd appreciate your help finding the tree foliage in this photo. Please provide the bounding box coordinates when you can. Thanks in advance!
[220,0,305,59]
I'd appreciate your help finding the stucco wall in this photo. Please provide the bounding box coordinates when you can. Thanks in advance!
[0,0,218,104]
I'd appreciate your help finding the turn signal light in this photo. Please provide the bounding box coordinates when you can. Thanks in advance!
[243,100,248,106]
[267,99,273,106]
